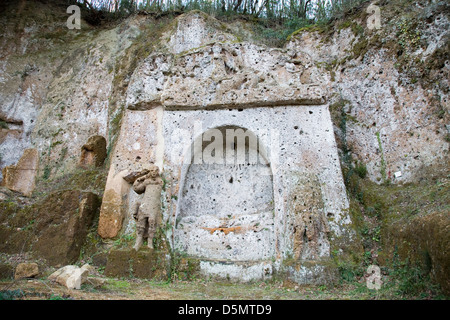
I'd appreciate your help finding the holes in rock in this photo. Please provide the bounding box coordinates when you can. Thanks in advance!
[177,126,275,261]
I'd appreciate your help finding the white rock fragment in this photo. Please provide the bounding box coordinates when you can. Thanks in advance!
[48,264,92,290]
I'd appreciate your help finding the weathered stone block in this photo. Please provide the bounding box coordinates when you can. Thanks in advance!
[85,276,107,288]
[96,11,357,285]
[175,257,201,281]
[33,191,101,266]
[98,170,131,239]
[14,262,39,280]
[1,148,38,197]
[282,260,339,285]
[0,199,38,254]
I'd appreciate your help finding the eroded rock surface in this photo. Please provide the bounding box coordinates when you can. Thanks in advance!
[33,190,101,266]
[1,148,38,197]
[0,1,448,287]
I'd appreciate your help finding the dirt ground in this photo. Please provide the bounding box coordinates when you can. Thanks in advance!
[0,275,445,300]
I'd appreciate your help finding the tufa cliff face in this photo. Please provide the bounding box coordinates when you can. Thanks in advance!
[287,0,449,184]
[0,0,448,290]
[0,1,447,185]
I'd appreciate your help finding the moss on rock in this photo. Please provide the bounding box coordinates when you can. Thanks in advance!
[104,247,170,280]
[31,190,101,266]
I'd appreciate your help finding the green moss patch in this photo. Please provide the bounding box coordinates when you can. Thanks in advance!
[342,167,449,296]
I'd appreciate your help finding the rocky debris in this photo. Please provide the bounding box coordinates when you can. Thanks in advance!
[98,171,132,239]
[48,264,91,290]
[1,149,38,197]
[14,262,39,280]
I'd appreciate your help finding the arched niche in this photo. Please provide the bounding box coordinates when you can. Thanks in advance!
[173,126,275,262]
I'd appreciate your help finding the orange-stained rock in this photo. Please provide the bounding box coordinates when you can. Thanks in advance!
[98,170,131,239]
[79,135,107,168]
[14,262,39,280]
[1,148,38,197]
